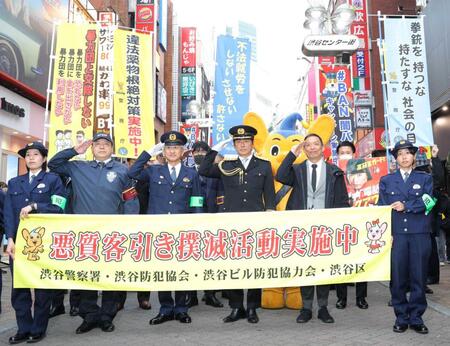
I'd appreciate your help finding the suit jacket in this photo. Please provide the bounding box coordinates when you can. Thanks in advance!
[276,151,349,210]
[198,150,276,212]
[378,170,432,234]
[128,151,202,214]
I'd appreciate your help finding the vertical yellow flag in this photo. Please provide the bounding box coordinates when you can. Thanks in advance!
[113,30,155,158]
[48,23,98,159]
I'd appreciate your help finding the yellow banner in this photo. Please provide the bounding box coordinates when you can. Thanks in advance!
[14,207,391,291]
[113,30,155,159]
[48,23,97,160]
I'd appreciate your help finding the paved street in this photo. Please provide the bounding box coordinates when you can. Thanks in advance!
[1,264,450,345]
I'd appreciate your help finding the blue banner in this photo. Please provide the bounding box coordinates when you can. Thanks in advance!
[383,18,434,148]
[212,35,251,152]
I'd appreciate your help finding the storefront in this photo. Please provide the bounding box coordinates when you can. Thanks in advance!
[0,85,45,183]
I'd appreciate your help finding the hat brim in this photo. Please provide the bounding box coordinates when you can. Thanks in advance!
[390,146,418,157]
[18,147,48,158]
[232,136,254,140]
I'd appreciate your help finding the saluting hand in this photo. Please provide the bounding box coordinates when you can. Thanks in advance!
[431,145,439,158]
[291,142,303,157]
[6,238,15,260]
[75,140,93,154]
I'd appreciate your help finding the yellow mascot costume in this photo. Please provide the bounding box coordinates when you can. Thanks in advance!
[243,111,335,309]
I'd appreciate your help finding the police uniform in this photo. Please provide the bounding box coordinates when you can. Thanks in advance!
[198,125,276,323]
[128,131,203,324]
[378,140,432,333]
[48,133,137,333]
[3,142,65,344]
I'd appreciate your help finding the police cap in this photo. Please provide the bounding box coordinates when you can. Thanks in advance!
[390,140,418,158]
[160,131,187,146]
[229,125,257,140]
[18,142,48,158]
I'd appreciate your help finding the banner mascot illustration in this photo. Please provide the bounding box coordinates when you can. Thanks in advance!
[243,111,335,309]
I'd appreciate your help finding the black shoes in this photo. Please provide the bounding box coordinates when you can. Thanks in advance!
[100,321,115,332]
[410,324,429,334]
[69,306,79,317]
[75,321,97,334]
[296,309,312,323]
[9,333,29,344]
[425,286,433,294]
[149,313,174,325]
[27,333,46,343]
[223,308,247,323]
[393,324,408,333]
[336,298,347,309]
[318,307,334,323]
[204,294,223,308]
[175,312,192,323]
[356,298,369,309]
[48,305,65,318]
[246,308,259,323]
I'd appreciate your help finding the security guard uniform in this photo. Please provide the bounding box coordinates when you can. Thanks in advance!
[378,140,432,331]
[128,131,202,321]
[198,125,276,321]
[48,133,137,331]
[3,142,65,343]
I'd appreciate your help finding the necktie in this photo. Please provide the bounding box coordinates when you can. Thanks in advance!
[170,167,177,182]
[311,164,317,192]
[29,174,35,184]
[99,161,105,168]
[403,172,409,182]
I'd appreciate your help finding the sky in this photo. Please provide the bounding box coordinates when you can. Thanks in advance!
[172,0,314,122]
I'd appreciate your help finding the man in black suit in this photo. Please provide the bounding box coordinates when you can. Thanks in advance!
[199,125,276,324]
[276,133,349,324]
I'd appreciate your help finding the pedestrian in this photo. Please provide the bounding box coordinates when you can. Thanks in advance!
[0,187,5,314]
[378,140,432,334]
[335,141,369,310]
[276,133,350,324]
[4,142,66,344]
[198,125,276,324]
[128,130,203,325]
[48,133,138,334]
[185,141,224,309]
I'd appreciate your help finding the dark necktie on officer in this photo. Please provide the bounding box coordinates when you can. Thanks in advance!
[29,174,36,184]
[170,166,177,182]
[403,172,409,182]
[99,162,105,169]
[311,164,317,192]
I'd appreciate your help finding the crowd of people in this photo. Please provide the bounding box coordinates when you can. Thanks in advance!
[0,126,449,344]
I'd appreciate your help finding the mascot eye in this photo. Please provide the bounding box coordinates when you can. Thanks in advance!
[270,145,280,156]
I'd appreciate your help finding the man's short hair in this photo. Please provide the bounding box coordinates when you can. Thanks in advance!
[303,133,323,146]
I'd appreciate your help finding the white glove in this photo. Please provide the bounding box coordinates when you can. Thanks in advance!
[212,137,232,152]
[148,142,164,157]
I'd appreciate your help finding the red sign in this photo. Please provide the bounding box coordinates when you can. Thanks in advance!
[350,0,371,91]
[136,2,155,34]
[355,128,387,157]
[180,124,199,142]
[180,27,197,68]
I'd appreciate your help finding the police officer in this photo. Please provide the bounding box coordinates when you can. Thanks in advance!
[378,140,433,334]
[185,141,224,308]
[4,142,66,344]
[48,133,137,334]
[198,125,276,324]
[128,131,203,325]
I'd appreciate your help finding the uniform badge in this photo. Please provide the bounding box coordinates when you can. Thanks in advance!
[237,128,245,135]
[37,183,46,188]
[169,133,176,140]
[413,184,421,189]
[183,177,190,183]
[106,171,117,183]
